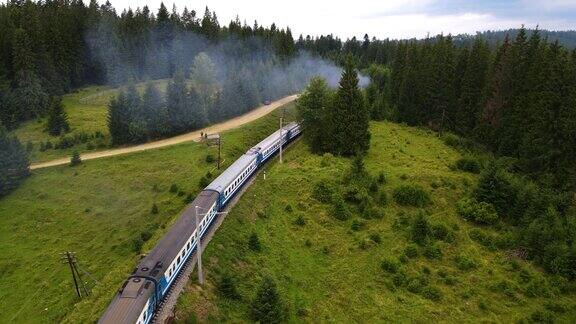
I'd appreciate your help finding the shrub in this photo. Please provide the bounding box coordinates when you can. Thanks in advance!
[140,230,152,242]
[381,258,400,273]
[205,154,215,163]
[351,219,366,231]
[393,185,431,207]
[131,236,144,253]
[331,195,351,221]
[294,214,306,226]
[404,244,418,258]
[344,185,369,204]
[454,253,478,271]
[69,151,81,166]
[217,273,240,299]
[411,212,430,246]
[468,228,496,250]
[169,184,178,193]
[248,232,261,252]
[421,286,443,301]
[184,193,194,204]
[151,203,159,214]
[313,181,335,203]
[474,162,515,215]
[424,244,442,260]
[456,197,499,225]
[529,310,555,324]
[392,271,407,287]
[406,278,424,293]
[285,204,293,213]
[430,223,453,242]
[251,277,285,323]
[369,233,382,244]
[377,171,387,184]
[455,157,481,173]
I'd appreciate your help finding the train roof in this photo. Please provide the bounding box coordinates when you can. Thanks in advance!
[205,153,257,193]
[99,190,219,324]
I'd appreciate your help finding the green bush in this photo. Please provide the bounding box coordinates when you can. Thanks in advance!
[406,277,425,293]
[251,277,285,323]
[468,228,497,250]
[404,244,418,258]
[411,212,430,246]
[474,162,515,215]
[430,223,453,242]
[140,230,152,242]
[331,195,351,221]
[351,219,366,231]
[69,151,81,166]
[369,233,382,244]
[205,154,215,163]
[456,197,499,225]
[151,203,159,214]
[169,183,178,193]
[381,258,400,274]
[423,244,442,260]
[313,181,335,203]
[455,157,481,173]
[393,184,431,207]
[248,232,261,252]
[217,273,240,299]
[377,171,387,184]
[294,214,306,226]
[421,286,443,301]
[344,185,369,204]
[454,253,478,271]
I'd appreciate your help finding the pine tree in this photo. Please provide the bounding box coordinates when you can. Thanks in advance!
[411,212,430,246]
[0,126,30,197]
[455,37,490,135]
[108,90,131,145]
[141,82,169,139]
[296,77,332,153]
[248,232,261,252]
[329,57,370,156]
[125,84,147,143]
[45,97,70,136]
[70,151,82,166]
[250,276,285,323]
[166,71,192,134]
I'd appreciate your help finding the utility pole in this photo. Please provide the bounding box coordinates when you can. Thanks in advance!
[62,252,80,298]
[217,135,221,170]
[279,116,283,164]
[61,252,92,298]
[194,206,205,285]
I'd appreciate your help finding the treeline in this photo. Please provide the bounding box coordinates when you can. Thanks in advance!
[386,28,576,191]
[0,0,296,129]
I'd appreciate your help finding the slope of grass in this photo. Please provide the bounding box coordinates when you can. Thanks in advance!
[0,103,295,323]
[173,121,576,323]
[11,79,181,164]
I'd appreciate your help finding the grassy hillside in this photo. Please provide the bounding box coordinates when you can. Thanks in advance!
[11,79,181,164]
[173,121,576,323]
[0,103,295,323]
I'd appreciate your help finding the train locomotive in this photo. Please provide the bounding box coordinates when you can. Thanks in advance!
[99,122,301,324]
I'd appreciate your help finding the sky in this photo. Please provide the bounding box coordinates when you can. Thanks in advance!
[107,0,576,39]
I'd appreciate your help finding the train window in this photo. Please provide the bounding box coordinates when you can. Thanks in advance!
[187,242,191,249]
[182,250,185,257]
[144,312,147,321]
[177,256,181,264]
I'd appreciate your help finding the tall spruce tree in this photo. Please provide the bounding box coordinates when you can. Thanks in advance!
[108,90,131,145]
[45,97,70,136]
[141,82,169,139]
[330,57,370,156]
[296,77,332,153]
[250,276,285,323]
[0,126,30,197]
[125,84,147,143]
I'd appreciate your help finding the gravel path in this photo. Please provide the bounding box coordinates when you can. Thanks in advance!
[30,95,298,170]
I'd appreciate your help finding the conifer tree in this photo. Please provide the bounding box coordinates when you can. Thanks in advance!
[45,97,70,136]
[0,126,30,197]
[108,90,131,145]
[125,84,147,143]
[296,77,332,153]
[250,276,285,323]
[141,82,169,139]
[330,57,370,156]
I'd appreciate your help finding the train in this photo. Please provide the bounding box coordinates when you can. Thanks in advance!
[99,121,301,324]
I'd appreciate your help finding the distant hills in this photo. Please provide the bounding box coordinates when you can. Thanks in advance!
[451,29,576,49]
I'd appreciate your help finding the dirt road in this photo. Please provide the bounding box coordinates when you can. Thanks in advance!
[30,95,298,170]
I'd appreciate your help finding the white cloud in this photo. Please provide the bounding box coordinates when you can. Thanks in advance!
[106,0,576,39]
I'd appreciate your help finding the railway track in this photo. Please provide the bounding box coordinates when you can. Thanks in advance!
[151,137,300,323]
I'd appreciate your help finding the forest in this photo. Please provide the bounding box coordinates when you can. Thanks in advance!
[298,27,576,280]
